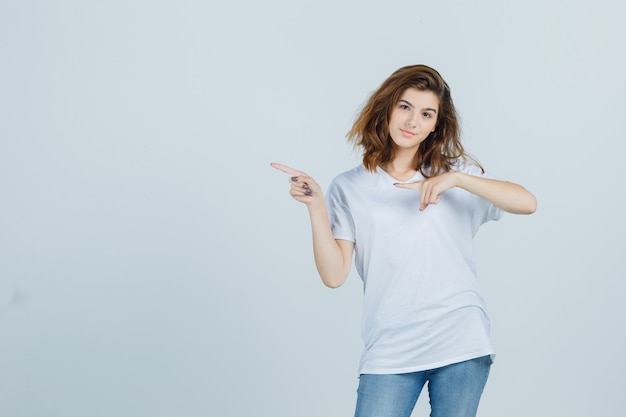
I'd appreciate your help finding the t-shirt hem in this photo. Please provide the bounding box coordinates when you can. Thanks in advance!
[332,234,355,243]
[358,350,496,375]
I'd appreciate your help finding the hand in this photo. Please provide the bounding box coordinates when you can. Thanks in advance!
[271,162,323,206]
[394,172,459,211]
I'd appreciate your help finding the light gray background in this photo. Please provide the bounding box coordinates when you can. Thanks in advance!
[1,0,624,416]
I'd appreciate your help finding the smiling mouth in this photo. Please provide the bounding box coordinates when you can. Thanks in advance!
[400,129,415,137]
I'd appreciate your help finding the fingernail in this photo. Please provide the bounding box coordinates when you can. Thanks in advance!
[291,176,298,182]
[393,183,399,186]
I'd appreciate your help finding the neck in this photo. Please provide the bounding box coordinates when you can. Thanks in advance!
[381,149,419,181]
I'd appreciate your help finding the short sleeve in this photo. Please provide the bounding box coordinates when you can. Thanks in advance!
[462,163,503,233]
[326,180,356,242]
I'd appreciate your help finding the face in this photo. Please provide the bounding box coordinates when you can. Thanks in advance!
[388,88,439,153]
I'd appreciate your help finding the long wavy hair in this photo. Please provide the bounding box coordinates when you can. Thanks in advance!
[347,64,481,177]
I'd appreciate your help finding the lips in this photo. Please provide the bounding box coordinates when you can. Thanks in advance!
[400,129,415,138]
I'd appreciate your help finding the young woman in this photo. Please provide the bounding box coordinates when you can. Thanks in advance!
[272,64,536,417]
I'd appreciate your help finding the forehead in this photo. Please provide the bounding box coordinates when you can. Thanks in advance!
[399,88,439,110]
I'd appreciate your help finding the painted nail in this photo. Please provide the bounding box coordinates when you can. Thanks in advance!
[291,176,298,182]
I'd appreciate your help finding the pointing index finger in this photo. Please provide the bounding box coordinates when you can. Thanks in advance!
[270,162,306,177]
[393,181,423,191]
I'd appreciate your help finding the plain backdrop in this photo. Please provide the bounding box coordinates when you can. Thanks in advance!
[1,0,625,416]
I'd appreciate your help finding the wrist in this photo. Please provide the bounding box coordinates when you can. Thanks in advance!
[453,171,466,189]
[306,197,326,211]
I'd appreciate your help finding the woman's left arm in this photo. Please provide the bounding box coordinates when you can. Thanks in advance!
[394,172,537,214]
[455,173,537,214]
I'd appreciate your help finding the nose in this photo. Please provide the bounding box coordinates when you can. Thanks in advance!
[406,111,418,127]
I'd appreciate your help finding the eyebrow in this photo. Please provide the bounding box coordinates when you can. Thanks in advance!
[399,99,437,113]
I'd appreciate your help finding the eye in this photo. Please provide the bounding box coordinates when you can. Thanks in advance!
[423,112,433,119]
[399,104,410,110]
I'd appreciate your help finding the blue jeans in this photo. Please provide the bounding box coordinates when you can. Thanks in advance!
[354,356,492,417]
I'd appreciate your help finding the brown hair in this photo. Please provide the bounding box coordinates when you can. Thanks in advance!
[347,64,480,177]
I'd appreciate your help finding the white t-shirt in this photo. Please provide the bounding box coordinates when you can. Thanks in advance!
[326,162,502,375]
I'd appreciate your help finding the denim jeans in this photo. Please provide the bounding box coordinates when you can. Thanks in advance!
[354,355,492,417]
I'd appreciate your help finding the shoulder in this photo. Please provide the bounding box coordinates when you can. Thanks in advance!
[330,164,371,186]
[450,158,487,177]
[327,165,375,201]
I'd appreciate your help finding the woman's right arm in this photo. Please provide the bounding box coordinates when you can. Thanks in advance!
[271,163,353,288]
